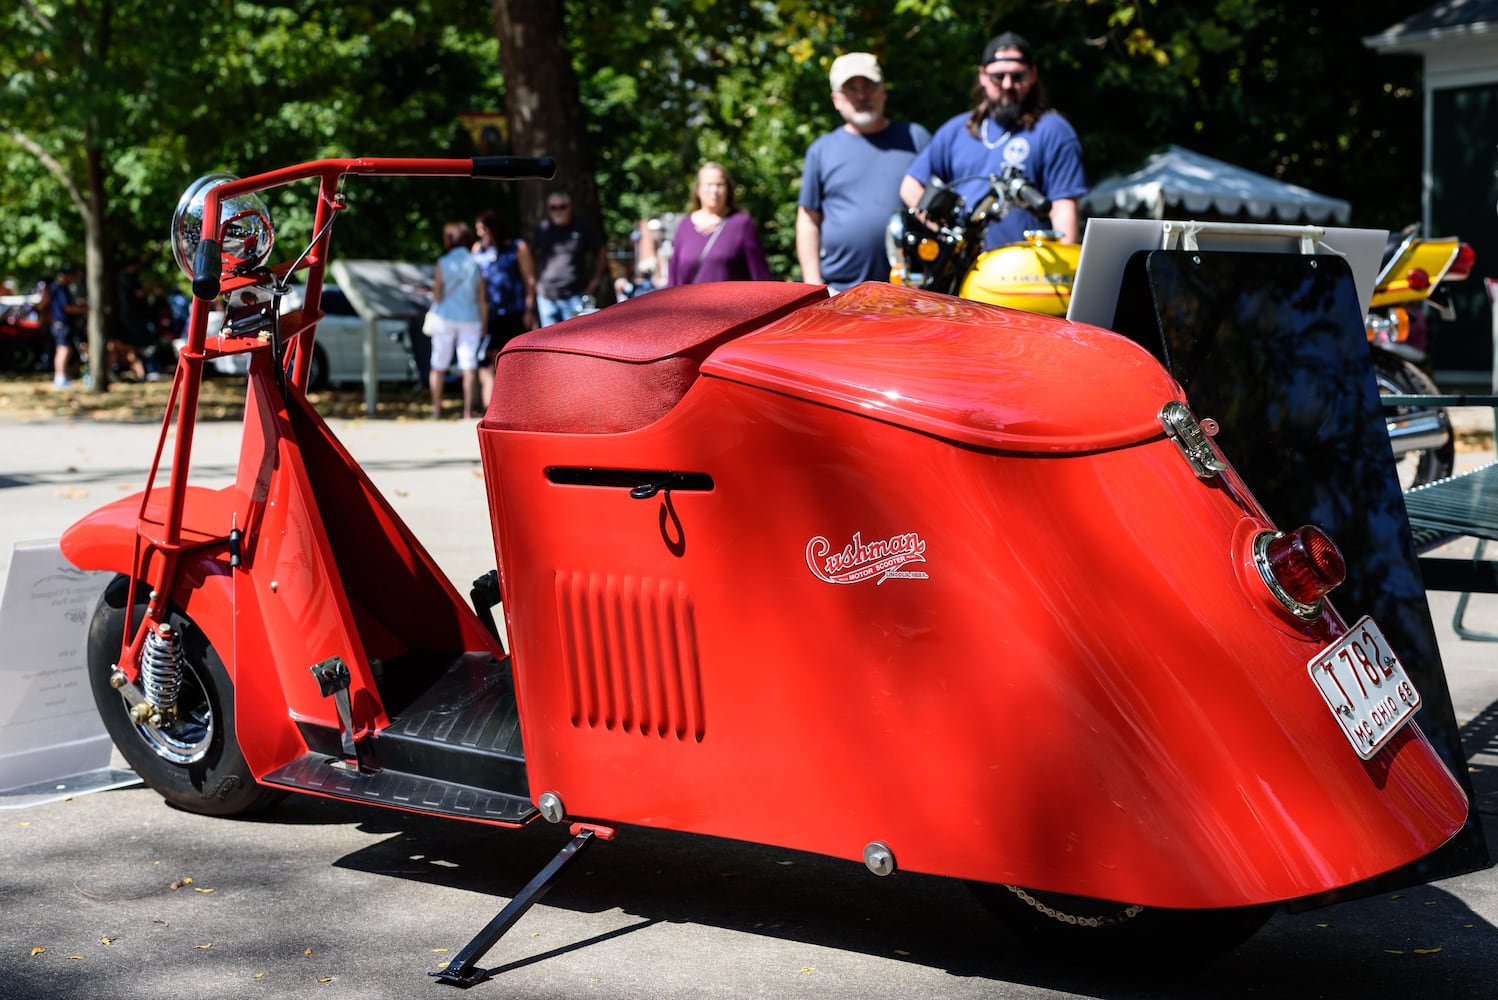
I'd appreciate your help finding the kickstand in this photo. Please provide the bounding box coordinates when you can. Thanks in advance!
[432,823,613,988]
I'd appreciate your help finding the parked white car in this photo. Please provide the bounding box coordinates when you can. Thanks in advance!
[204,285,418,388]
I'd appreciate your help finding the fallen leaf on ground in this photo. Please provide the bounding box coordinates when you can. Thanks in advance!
[195,943,213,950]
[100,937,115,945]
[193,887,215,893]
[1414,947,1442,954]
[30,947,44,957]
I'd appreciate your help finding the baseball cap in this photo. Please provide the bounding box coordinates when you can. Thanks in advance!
[982,32,1033,67]
[829,52,882,92]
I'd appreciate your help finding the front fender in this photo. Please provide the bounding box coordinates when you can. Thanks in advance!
[61,489,239,677]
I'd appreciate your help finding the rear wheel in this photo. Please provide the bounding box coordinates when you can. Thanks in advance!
[1374,353,1455,489]
[87,575,284,816]
[967,881,1275,966]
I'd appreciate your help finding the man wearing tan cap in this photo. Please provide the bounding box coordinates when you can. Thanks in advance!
[796,52,931,291]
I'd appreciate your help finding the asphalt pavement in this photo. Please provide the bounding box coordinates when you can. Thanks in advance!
[3,407,1498,999]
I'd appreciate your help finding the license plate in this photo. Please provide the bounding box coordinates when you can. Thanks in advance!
[1308,616,1421,760]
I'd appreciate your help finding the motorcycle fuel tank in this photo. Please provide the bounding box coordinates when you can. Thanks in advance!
[958,235,1080,317]
[479,281,1466,910]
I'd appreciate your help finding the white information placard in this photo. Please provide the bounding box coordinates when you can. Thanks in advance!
[0,539,138,805]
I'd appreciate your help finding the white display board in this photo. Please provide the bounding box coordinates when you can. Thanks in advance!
[0,540,138,807]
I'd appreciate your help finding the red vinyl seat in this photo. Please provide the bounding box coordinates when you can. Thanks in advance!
[483,282,827,434]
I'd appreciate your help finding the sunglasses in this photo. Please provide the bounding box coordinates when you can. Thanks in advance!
[983,69,1029,85]
[547,202,569,211]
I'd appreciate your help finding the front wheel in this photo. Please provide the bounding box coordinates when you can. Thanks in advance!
[87,575,284,816]
[967,881,1275,966]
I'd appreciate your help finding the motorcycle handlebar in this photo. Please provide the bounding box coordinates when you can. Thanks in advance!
[1005,174,1051,215]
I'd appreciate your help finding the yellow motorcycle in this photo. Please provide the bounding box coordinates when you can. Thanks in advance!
[888,165,1079,315]
[1365,226,1476,488]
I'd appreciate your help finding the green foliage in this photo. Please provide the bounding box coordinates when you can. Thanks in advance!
[0,0,1440,297]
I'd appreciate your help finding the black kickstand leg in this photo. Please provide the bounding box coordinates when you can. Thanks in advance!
[432,823,611,988]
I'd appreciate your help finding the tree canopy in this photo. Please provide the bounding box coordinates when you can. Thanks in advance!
[1,0,1429,365]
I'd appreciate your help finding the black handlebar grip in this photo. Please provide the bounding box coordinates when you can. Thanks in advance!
[192,239,223,300]
[471,156,557,180]
[1017,183,1051,214]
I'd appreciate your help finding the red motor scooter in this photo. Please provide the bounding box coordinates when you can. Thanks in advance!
[60,157,1473,985]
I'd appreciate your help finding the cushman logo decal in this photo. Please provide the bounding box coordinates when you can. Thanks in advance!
[806,531,930,585]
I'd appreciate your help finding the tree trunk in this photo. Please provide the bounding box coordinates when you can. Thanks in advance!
[491,0,599,246]
[83,137,109,392]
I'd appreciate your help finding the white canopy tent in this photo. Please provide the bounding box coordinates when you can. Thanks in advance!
[1080,145,1352,226]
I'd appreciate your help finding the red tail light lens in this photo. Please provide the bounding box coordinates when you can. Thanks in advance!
[1254,526,1346,619]
[1446,242,1476,282]
[1405,267,1431,291]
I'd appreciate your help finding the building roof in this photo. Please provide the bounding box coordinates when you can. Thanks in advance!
[1365,0,1498,49]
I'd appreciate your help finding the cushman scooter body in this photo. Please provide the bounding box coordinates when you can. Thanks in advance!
[59,157,1469,976]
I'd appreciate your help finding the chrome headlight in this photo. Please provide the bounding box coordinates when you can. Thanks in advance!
[171,173,275,281]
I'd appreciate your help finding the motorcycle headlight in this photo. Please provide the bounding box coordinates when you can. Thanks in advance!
[171,173,275,281]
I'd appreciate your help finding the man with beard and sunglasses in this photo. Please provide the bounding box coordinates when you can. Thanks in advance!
[796,52,931,291]
[900,32,1086,248]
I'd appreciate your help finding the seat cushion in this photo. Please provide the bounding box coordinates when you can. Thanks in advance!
[483,282,827,434]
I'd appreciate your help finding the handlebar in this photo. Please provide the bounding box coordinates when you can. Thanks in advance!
[190,155,559,300]
[1004,172,1051,215]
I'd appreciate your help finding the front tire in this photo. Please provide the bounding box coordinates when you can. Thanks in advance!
[967,881,1274,966]
[87,575,284,816]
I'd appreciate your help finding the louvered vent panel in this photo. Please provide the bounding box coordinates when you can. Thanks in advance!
[555,572,704,741]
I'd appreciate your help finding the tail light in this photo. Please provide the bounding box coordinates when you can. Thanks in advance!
[1253,526,1346,619]
[1405,268,1431,291]
[1446,242,1476,282]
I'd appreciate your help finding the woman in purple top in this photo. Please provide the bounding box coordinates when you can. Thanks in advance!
[667,162,773,285]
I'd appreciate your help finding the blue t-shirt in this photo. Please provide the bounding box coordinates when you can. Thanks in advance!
[905,110,1087,249]
[799,120,932,289]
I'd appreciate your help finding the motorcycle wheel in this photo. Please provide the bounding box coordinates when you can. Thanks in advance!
[966,881,1275,966]
[87,575,285,816]
[1373,353,1455,490]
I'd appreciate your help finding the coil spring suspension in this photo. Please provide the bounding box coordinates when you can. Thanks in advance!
[139,622,184,720]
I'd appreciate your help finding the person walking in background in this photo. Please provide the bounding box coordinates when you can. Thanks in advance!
[49,263,86,389]
[667,162,773,285]
[471,209,536,407]
[427,221,487,420]
[531,192,606,326]
[900,31,1086,246]
[797,52,931,291]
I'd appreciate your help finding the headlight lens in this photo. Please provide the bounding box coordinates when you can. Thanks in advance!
[171,173,275,281]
